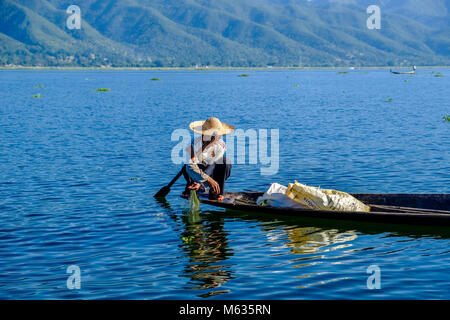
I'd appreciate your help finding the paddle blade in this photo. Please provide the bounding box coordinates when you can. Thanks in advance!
[154,186,170,198]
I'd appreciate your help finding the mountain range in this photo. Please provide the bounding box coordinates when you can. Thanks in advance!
[1,0,449,67]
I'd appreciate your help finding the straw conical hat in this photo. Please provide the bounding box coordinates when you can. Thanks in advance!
[189,117,234,136]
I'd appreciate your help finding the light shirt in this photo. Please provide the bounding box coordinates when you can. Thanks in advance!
[186,136,226,183]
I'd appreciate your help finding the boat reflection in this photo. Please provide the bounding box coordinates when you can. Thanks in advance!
[155,198,450,298]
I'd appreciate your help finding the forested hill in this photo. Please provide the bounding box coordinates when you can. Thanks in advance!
[1,0,450,67]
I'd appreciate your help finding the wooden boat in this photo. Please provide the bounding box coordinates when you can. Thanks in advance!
[198,192,450,226]
[390,66,416,74]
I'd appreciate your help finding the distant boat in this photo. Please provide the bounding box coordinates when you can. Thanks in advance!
[390,66,416,74]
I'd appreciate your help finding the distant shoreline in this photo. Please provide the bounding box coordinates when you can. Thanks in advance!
[1,66,449,71]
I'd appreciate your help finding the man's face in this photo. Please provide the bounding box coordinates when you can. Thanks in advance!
[202,134,213,142]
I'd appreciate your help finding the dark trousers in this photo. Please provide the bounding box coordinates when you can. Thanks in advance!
[182,157,232,196]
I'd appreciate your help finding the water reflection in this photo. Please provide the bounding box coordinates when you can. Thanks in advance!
[285,227,357,255]
[156,198,234,298]
[155,200,450,298]
[179,207,234,297]
[262,224,359,289]
[180,210,234,297]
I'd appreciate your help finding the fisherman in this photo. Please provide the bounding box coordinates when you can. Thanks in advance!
[182,117,234,202]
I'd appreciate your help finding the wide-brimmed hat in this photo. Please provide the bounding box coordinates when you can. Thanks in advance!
[189,117,234,136]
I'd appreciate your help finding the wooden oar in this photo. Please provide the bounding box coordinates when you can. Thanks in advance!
[154,168,184,198]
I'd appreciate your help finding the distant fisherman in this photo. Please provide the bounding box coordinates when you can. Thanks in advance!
[182,117,234,202]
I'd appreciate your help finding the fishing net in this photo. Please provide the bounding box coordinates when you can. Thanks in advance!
[189,189,200,210]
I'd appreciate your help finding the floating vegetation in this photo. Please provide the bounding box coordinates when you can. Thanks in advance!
[386,98,393,102]
[32,94,42,98]
[444,115,450,122]
[435,73,444,77]
[292,84,299,87]
[238,74,249,77]
[94,88,110,91]
[34,85,45,88]
[181,235,195,244]
[150,78,161,81]
[338,71,348,74]
[130,177,146,181]
[343,90,347,94]
[404,80,409,82]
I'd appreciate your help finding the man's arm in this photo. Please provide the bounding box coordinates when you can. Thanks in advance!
[186,145,210,183]
[186,144,220,194]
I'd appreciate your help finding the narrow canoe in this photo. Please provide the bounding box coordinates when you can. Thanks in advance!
[390,69,415,75]
[198,192,450,226]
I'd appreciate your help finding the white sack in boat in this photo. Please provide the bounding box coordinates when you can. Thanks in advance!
[256,183,308,208]
[285,181,370,212]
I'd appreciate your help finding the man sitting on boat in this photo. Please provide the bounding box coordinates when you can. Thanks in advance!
[182,117,234,202]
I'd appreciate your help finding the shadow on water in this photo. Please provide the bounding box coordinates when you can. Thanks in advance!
[155,197,234,298]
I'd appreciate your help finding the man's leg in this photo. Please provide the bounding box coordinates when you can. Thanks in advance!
[212,157,232,196]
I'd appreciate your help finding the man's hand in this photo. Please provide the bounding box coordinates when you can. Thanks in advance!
[188,182,201,191]
[206,177,220,195]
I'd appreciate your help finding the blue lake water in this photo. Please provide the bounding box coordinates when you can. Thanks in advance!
[0,68,449,299]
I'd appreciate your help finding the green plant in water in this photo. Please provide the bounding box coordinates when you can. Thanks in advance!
[443,115,450,122]
[238,74,249,77]
[150,78,161,81]
[130,177,145,181]
[386,98,393,102]
[34,85,45,88]
[292,84,299,87]
[94,88,110,91]
[435,74,444,77]
[32,94,42,98]
[338,71,348,74]
[181,235,195,244]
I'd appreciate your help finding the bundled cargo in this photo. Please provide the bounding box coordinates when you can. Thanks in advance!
[285,181,371,212]
[257,181,370,212]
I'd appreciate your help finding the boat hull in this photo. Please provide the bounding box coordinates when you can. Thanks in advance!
[199,192,450,226]
[391,71,415,74]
